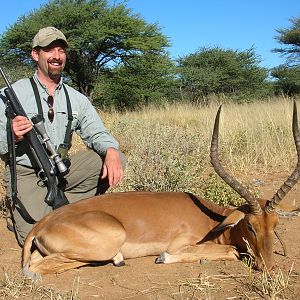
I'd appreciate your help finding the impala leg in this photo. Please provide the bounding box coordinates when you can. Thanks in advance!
[26,250,125,276]
[22,249,43,281]
[28,253,90,274]
[156,242,239,264]
[26,211,127,276]
[30,249,44,265]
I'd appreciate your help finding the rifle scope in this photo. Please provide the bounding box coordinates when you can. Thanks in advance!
[31,115,69,175]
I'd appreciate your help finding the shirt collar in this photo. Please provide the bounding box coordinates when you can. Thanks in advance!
[33,71,64,93]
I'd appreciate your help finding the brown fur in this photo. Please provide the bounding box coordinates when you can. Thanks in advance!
[22,191,277,279]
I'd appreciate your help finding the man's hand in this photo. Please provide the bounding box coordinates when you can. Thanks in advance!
[12,115,33,142]
[101,148,124,187]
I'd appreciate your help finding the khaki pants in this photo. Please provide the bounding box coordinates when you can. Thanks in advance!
[4,149,126,246]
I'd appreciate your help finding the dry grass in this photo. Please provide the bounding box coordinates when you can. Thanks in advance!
[241,265,297,300]
[1,269,294,300]
[240,238,296,300]
[0,271,80,299]
[98,97,299,205]
[164,266,296,300]
[123,98,296,173]
[175,273,217,299]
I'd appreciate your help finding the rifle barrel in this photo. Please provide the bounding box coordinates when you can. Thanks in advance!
[0,66,13,89]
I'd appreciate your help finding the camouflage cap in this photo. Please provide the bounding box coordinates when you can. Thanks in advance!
[32,26,68,48]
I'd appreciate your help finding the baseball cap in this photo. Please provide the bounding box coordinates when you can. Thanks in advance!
[32,26,68,48]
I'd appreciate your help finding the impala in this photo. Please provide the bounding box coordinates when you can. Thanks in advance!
[22,102,300,280]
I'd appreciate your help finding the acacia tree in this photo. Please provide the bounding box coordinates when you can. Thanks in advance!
[272,17,300,66]
[177,47,270,103]
[271,66,300,95]
[95,53,178,110]
[0,0,170,99]
[271,17,300,95]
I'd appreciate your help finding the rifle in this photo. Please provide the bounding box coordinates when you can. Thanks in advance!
[0,66,69,212]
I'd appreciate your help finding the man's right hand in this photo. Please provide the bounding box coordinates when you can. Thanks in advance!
[12,115,33,142]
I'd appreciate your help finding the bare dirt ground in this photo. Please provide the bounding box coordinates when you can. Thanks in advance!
[0,172,299,299]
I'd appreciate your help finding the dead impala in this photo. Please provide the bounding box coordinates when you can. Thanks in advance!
[22,102,300,279]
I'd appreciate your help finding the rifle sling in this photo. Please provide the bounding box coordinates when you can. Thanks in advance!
[2,95,36,224]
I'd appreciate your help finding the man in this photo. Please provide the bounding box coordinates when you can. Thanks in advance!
[0,27,126,246]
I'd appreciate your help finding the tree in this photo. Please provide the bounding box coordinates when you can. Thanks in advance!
[270,17,300,96]
[177,47,270,103]
[272,17,300,66]
[0,0,170,99]
[271,66,300,96]
[95,53,179,110]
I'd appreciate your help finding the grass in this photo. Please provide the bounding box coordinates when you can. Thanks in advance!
[102,97,298,206]
[0,96,299,299]
[0,271,81,299]
[1,268,296,299]
[241,265,296,300]
[241,237,296,300]
[260,265,294,300]
[175,273,217,299]
[159,265,296,300]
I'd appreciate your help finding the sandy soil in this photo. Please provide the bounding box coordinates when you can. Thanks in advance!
[0,173,299,299]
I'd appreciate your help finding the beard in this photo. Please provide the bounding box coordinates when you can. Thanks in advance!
[47,59,65,78]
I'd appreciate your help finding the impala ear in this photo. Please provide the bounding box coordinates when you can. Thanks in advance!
[212,209,245,233]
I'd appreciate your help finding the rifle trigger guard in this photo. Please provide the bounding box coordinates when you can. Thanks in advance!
[37,169,46,182]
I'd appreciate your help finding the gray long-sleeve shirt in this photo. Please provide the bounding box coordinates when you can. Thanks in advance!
[0,72,119,168]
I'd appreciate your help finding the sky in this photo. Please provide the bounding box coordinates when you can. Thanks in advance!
[0,0,299,69]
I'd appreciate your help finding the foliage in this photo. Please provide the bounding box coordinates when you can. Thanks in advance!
[94,53,179,110]
[110,119,207,193]
[270,17,300,96]
[201,174,245,207]
[0,0,170,100]
[177,47,271,104]
[106,99,297,199]
[272,17,300,67]
[0,65,34,88]
[200,173,262,207]
[271,65,300,95]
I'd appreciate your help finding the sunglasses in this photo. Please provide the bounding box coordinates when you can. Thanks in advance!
[47,95,54,122]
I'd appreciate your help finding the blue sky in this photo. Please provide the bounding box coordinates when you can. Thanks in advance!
[1,0,299,68]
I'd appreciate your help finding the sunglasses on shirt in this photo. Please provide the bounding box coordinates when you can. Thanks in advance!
[47,95,54,122]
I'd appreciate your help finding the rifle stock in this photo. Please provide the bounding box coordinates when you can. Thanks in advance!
[0,66,69,209]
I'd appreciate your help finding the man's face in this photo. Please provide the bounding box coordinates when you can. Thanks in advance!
[31,41,67,80]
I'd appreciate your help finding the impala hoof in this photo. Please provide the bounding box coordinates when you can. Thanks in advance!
[115,260,125,267]
[22,265,42,281]
[112,252,125,267]
[155,253,166,264]
[200,258,209,265]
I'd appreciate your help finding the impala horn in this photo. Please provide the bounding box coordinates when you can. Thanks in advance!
[210,105,262,215]
[265,101,300,213]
